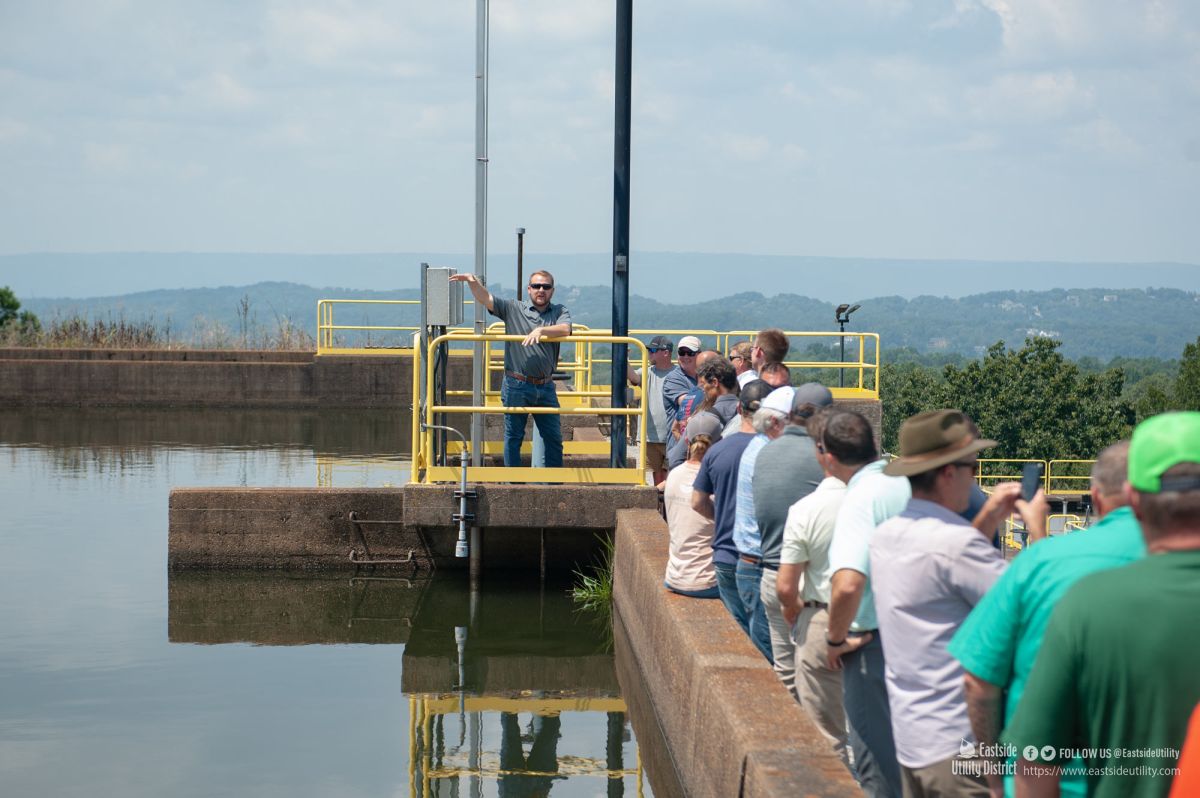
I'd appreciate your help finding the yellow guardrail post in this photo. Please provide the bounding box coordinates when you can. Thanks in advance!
[411,331,423,484]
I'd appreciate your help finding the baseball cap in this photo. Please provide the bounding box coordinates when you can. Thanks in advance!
[1128,411,1200,493]
[792,382,834,412]
[761,386,795,416]
[686,412,724,444]
[739,379,774,413]
[677,335,702,354]
[647,335,673,351]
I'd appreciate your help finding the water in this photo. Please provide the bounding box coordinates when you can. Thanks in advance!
[0,408,654,797]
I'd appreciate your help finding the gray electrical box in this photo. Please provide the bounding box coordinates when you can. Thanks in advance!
[423,266,464,327]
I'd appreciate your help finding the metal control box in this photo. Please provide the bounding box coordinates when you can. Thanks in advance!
[423,266,463,327]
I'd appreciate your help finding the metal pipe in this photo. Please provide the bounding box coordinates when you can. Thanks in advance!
[423,422,472,558]
[610,0,633,469]
[470,0,489,469]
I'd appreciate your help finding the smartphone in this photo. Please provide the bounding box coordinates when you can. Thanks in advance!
[1021,462,1044,501]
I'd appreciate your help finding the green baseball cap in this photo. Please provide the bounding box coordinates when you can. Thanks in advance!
[1128,411,1200,493]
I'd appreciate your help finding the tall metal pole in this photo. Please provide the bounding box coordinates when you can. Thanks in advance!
[516,227,525,291]
[610,0,633,469]
[469,0,489,588]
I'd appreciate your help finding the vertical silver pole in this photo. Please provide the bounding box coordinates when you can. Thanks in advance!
[471,0,489,468]
[470,0,489,587]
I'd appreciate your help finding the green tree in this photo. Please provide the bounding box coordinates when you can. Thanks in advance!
[880,361,946,453]
[940,338,1133,459]
[0,286,42,343]
[1175,337,1200,411]
[0,286,18,327]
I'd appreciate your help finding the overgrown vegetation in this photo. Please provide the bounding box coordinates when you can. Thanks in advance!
[570,535,615,611]
[0,289,312,350]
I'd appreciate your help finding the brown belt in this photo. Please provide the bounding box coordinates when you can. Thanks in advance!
[505,370,552,386]
[739,554,762,566]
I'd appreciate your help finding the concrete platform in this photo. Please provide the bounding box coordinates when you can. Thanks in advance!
[168,483,659,570]
[612,508,862,798]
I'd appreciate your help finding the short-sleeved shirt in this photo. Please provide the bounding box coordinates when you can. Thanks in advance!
[827,459,911,632]
[948,506,1146,797]
[732,434,770,557]
[691,432,755,567]
[869,498,1007,769]
[489,297,572,380]
[662,461,717,591]
[661,366,697,429]
[753,425,825,566]
[635,365,674,443]
[1003,551,1200,798]
[780,477,846,603]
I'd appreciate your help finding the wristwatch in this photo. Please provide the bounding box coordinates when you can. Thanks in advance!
[826,635,847,647]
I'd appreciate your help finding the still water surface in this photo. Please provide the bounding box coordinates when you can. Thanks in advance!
[0,408,653,797]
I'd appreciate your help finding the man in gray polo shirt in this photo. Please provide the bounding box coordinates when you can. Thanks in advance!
[752,383,831,698]
[451,270,572,467]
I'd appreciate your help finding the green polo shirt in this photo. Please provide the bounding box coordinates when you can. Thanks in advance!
[948,506,1146,797]
[1003,550,1200,798]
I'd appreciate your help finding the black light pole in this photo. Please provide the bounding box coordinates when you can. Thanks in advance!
[835,303,861,388]
[516,227,525,290]
[610,0,632,468]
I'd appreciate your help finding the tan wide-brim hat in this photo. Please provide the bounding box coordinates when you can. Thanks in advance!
[883,409,997,477]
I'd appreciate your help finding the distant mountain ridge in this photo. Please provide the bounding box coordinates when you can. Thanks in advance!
[3,251,1198,304]
[19,281,1199,360]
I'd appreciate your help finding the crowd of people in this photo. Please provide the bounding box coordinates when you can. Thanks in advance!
[648,329,1200,798]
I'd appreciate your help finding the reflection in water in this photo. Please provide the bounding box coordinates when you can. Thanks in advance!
[169,571,650,797]
[2,409,664,797]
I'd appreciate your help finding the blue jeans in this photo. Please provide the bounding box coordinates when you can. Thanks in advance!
[735,559,774,664]
[501,375,562,468]
[713,561,749,634]
[842,632,902,798]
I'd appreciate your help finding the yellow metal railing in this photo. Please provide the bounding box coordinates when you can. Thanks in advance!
[975,459,1048,492]
[1047,459,1096,494]
[409,694,644,797]
[412,332,649,485]
[316,298,474,356]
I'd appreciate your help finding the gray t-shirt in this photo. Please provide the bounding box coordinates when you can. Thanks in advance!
[636,365,674,443]
[752,424,824,565]
[490,297,572,380]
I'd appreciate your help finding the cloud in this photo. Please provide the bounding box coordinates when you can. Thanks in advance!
[967,70,1094,123]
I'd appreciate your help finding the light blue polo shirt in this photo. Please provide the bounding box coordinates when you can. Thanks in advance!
[827,459,911,632]
[732,433,770,557]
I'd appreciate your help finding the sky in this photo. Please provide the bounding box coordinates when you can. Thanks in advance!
[2,1,1200,268]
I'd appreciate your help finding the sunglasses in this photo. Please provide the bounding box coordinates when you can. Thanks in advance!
[648,347,671,354]
[678,349,697,357]
[528,282,553,290]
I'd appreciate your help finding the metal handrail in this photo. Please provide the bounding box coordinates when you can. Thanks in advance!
[414,332,649,485]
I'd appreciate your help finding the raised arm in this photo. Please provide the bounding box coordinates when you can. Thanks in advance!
[448,273,494,314]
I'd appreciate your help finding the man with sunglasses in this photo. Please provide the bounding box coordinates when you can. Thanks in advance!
[662,335,702,447]
[627,335,675,485]
[451,270,572,467]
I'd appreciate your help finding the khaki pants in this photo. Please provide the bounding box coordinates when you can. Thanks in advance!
[758,568,797,701]
[794,604,850,766]
[900,755,989,798]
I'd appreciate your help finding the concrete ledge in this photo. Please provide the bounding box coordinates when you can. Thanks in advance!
[612,508,861,798]
[170,484,660,570]
[169,487,414,569]
[402,483,659,529]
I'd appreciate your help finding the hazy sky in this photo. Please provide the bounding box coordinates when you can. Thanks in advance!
[2,1,1199,264]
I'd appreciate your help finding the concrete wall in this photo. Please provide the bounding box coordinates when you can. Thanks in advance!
[612,508,862,798]
[0,349,472,408]
[169,484,660,571]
